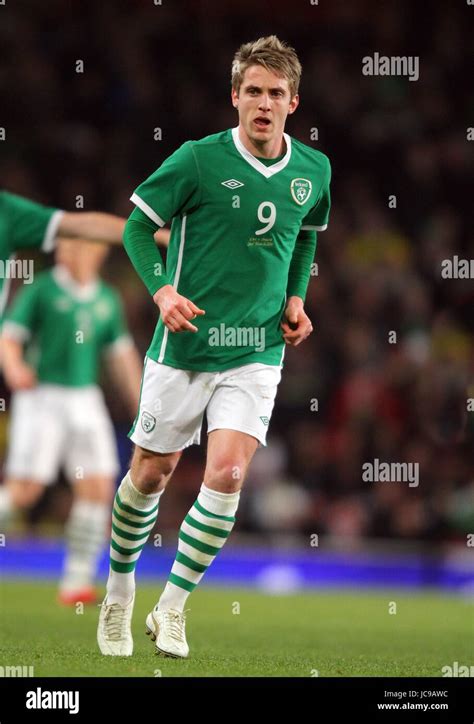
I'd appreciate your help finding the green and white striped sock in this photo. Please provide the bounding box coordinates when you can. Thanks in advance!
[157,483,240,612]
[60,499,109,592]
[107,472,163,605]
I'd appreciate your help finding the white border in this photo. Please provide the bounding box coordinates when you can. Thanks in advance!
[0,262,13,318]
[130,193,166,227]
[301,224,328,231]
[104,334,134,356]
[158,214,187,363]
[1,320,31,343]
[52,265,99,302]
[231,126,292,179]
[41,210,64,252]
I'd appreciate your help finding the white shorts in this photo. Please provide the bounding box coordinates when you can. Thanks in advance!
[129,358,282,453]
[5,385,120,484]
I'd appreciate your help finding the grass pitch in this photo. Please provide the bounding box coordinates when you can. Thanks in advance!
[0,579,472,677]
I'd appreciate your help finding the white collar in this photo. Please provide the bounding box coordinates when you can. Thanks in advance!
[52,264,99,302]
[231,126,292,178]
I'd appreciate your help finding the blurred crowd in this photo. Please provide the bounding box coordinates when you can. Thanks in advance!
[0,0,472,543]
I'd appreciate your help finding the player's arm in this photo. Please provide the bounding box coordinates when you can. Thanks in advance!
[125,141,205,332]
[105,341,143,415]
[3,190,170,252]
[101,292,143,414]
[58,211,170,248]
[0,336,36,389]
[1,283,39,389]
[154,227,170,248]
[281,228,316,346]
[57,212,126,246]
[56,207,172,249]
[124,208,204,333]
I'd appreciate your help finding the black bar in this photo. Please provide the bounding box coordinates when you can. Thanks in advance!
[0,677,472,721]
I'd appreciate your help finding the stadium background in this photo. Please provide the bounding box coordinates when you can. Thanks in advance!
[0,1,472,608]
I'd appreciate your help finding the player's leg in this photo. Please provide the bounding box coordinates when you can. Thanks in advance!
[109,358,210,605]
[146,429,257,658]
[1,478,45,519]
[104,357,208,611]
[97,445,181,656]
[156,364,281,612]
[106,445,181,606]
[98,358,210,656]
[157,428,257,611]
[58,475,113,605]
[0,390,41,528]
[60,388,119,606]
[146,363,281,658]
[0,387,63,529]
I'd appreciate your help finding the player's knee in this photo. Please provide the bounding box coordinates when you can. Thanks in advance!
[204,460,247,492]
[131,447,180,494]
[134,464,173,494]
[8,480,43,509]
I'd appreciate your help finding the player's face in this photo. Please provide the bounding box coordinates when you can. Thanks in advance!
[231,65,299,151]
[56,239,109,279]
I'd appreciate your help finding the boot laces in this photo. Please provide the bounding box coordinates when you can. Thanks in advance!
[103,603,129,641]
[163,609,189,641]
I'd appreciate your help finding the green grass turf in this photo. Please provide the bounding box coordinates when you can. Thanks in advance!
[0,579,472,677]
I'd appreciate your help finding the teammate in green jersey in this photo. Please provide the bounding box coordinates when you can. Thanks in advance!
[0,239,143,604]
[0,190,170,318]
[98,35,331,657]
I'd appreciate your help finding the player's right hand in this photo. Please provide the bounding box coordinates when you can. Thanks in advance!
[4,363,37,391]
[152,284,205,333]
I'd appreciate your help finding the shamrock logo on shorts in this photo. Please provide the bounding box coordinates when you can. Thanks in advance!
[141,411,156,433]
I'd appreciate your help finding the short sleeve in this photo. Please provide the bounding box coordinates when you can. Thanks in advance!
[2,279,42,342]
[130,142,201,226]
[3,192,64,252]
[301,157,331,232]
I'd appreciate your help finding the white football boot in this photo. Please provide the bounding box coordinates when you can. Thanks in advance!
[97,594,135,656]
[145,607,189,658]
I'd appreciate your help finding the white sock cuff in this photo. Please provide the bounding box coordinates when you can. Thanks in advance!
[119,472,163,511]
[199,483,240,517]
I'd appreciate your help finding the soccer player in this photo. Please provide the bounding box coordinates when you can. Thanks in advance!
[0,239,143,603]
[0,190,170,318]
[97,35,331,657]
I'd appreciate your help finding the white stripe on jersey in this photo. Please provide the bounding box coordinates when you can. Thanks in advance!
[158,214,187,363]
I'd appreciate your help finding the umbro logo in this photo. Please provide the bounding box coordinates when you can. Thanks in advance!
[221,179,244,189]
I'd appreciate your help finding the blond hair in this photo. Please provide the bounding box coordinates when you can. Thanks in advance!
[231,35,302,98]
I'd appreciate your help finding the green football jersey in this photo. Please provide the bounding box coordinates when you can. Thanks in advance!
[131,127,331,372]
[3,266,131,386]
[0,191,63,316]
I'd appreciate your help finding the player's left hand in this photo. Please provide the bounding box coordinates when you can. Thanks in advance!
[280,297,313,346]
